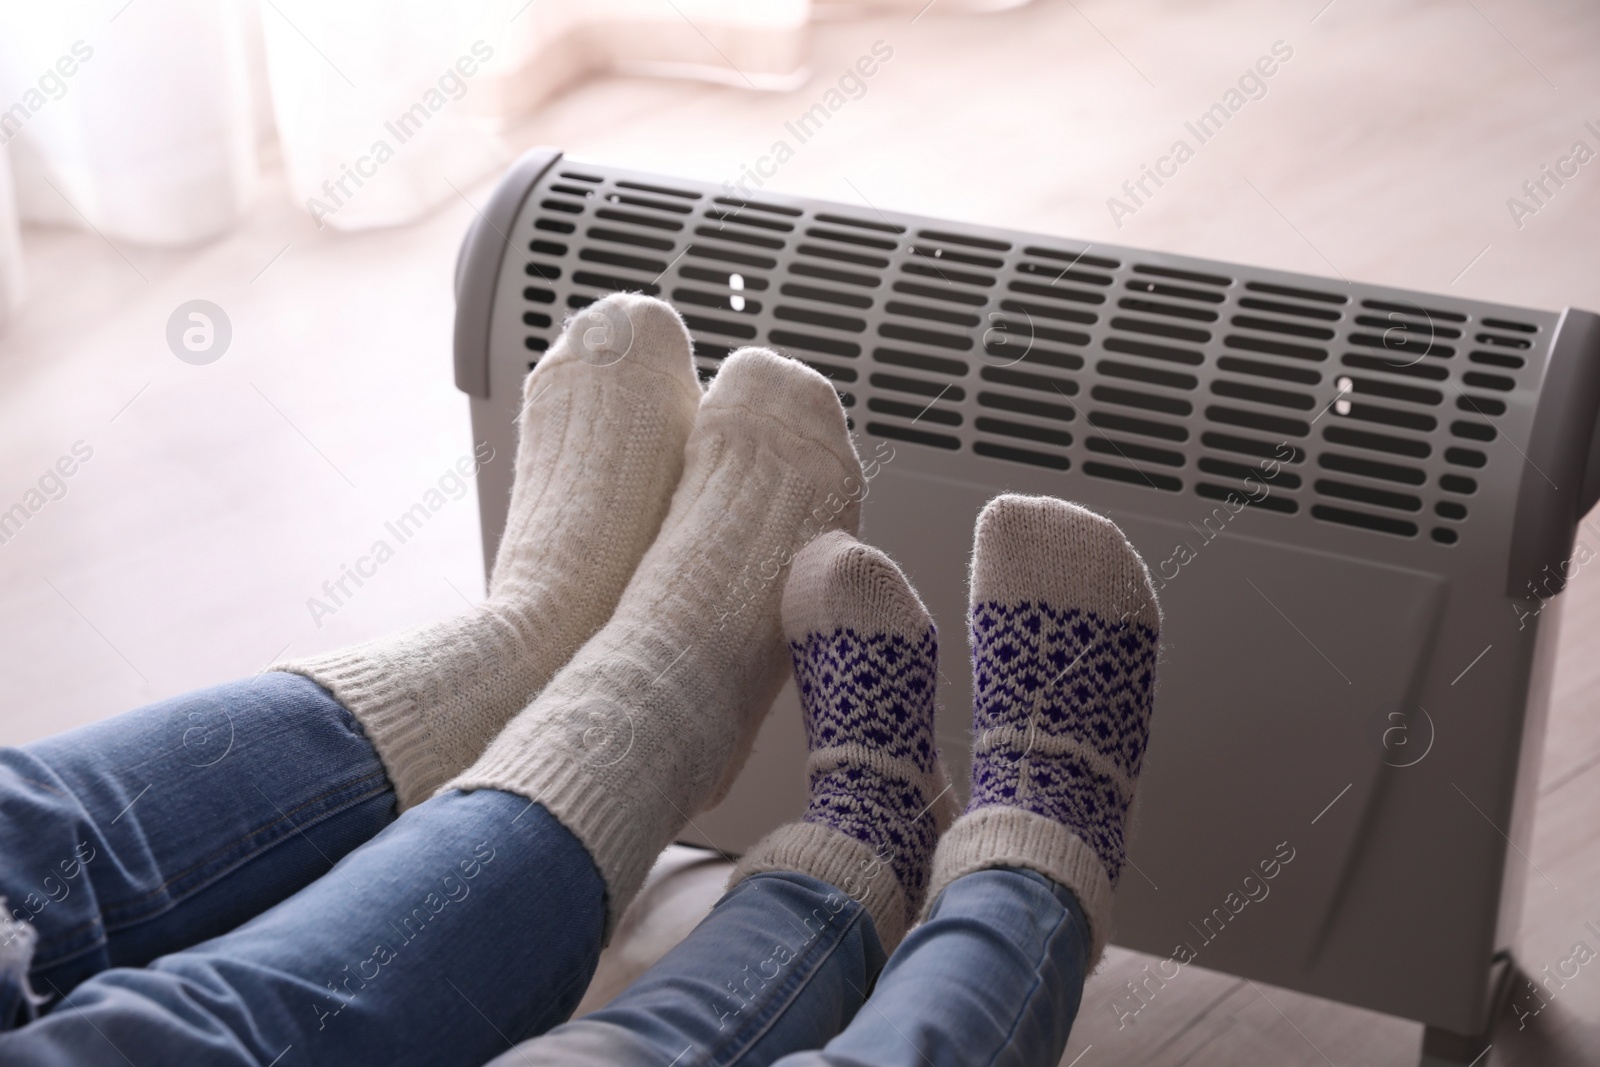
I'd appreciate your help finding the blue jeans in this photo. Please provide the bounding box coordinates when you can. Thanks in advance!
[0,674,607,1066]
[0,674,1088,1065]
[500,867,1091,1067]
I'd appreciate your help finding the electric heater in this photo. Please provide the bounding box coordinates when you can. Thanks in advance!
[454,147,1600,1065]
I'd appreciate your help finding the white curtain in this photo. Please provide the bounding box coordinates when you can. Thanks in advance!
[0,0,1025,311]
[0,141,22,329]
[0,1,260,246]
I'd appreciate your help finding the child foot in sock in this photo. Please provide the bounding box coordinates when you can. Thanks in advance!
[737,531,958,951]
[449,347,866,936]
[927,493,1161,968]
[276,294,702,809]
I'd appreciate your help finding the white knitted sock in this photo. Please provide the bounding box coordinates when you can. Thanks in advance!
[445,347,864,937]
[273,294,701,810]
[925,494,1161,971]
[735,531,958,952]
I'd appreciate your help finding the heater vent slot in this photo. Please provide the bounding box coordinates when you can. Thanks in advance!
[875,348,966,377]
[1342,353,1448,382]
[866,422,960,450]
[1216,356,1320,385]
[1470,349,1526,369]
[1319,453,1426,486]
[1098,360,1197,391]
[781,283,871,309]
[917,227,1006,251]
[1231,314,1337,341]
[1118,297,1217,323]
[869,397,961,425]
[1089,410,1186,442]
[714,196,800,217]
[696,225,783,250]
[1312,504,1419,538]
[975,416,1071,447]
[615,179,701,200]
[1094,384,1192,416]
[1338,402,1436,432]
[604,191,692,215]
[896,280,986,306]
[973,442,1070,470]
[672,287,761,316]
[977,391,1074,423]
[1089,438,1184,467]
[1362,298,1466,322]
[1024,245,1120,270]
[1458,395,1506,417]
[1002,298,1096,326]
[1199,456,1300,488]
[1083,462,1183,492]
[769,331,859,359]
[594,207,681,231]
[775,306,867,333]
[1196,482,1298,513]
[1237,296,1342,321]
[873,374,964,402]
[806,225,898,252]
[704,209,794,234]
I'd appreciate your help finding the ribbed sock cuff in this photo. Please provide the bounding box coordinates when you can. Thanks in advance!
[924,805,1114,970]
[443,740,658,944]
[735,819,910,952]
[269,656,443,811]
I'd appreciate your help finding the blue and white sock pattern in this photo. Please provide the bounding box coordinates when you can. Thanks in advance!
[925,494,1161,969]
[967,599,1159,886]
[792,624,942,914]
[736,530,955,952]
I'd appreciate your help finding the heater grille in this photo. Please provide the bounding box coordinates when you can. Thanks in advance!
[513,166,1546,549]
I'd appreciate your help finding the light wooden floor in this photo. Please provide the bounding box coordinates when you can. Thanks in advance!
[2,1,1597,1064]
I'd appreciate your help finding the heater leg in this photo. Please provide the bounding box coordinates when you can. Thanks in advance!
[1418,1027,1487,1066]
[1417,951,1515,1066]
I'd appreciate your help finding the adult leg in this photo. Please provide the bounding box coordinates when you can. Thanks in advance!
[0,673,392,1023]
[0,790,607,1067]
[0,345,866,1065]
[0,294,701,1023]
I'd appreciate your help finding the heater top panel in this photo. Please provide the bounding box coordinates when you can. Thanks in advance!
[463,151,1598,596]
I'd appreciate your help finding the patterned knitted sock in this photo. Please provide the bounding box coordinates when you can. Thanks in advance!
[925,494,1161,970]
[735,531,957,951]
[446,347,864,938]
[273,294,701,810]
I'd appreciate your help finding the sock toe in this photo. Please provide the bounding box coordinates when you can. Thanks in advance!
[542,293,692,369]
[971,493,1160,631]
[783,531,934,644]
[702,347,859,485]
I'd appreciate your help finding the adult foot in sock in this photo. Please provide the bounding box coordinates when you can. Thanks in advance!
[737,531,958,951]
[926,493,1161,968]
[276,294,702,809]
[449,347,865,936]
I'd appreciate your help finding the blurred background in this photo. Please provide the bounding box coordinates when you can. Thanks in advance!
[0,1,1596,1064]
